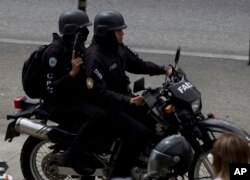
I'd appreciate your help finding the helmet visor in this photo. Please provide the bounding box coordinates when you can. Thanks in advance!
[147,149,178,177]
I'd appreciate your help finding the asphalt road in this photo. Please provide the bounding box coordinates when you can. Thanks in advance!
[0,0,250,179]
[0,0,249,56]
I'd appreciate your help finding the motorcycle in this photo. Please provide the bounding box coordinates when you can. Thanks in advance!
[5,47,250,180]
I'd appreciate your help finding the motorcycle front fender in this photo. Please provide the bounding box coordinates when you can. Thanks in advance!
[197,118,250,143]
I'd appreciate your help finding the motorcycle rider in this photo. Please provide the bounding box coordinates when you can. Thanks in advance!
[85,10,173,178]
[41,10,110,174]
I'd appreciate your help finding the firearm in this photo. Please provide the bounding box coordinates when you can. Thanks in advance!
[73,26,86,58]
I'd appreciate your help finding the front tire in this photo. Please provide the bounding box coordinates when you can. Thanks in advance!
[186,129,217,180]
[188,151,214,179]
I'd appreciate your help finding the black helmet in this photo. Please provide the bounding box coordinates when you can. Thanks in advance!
[59,10,92,35]
[94,10,127,36]
[145,135,194,179]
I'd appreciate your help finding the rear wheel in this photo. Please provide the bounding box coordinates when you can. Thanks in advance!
[20,136,95,180]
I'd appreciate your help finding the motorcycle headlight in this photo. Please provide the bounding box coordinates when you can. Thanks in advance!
[191,99,201,113]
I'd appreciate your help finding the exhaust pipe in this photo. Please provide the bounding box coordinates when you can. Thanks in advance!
[15,118,51,140]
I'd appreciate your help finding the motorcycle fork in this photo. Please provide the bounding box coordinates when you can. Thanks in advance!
[187,127,215,178]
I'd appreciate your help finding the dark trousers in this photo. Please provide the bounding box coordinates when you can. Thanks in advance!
[110,110,152,177]
[51,102,110,155]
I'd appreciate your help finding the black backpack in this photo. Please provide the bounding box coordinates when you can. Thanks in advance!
[22,34,63,99]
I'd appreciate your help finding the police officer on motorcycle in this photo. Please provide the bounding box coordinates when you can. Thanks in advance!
[85,10,172,178]
[41,10,110,174]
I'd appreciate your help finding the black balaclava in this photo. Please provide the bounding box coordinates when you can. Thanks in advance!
[93,31,119,54]
[78,27,89,42]
[63,27,89,48]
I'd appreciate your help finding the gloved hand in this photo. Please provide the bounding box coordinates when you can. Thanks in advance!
[165,65,185,77]
[175,66,186,76]
[130,95,144,106]
[165,65,173,77]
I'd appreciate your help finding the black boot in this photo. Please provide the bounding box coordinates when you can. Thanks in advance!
[59,143,95,175]
[59,149,95,175]
[59,119,102,175]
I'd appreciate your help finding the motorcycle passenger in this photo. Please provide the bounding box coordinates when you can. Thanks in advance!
[85,10,173,178]
[41,10,110,174]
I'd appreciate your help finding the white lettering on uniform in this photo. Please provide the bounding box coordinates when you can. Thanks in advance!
[46,80,53,93]
[93,69,103,80]
[47,73,53,79]
[46,81,52,86]
[46,73,54,94]
[177,82,193,93]
[47,87,54,93]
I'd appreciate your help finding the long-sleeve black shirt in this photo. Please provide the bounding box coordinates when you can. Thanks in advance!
[41,35,88,112]
[85,43,166,108]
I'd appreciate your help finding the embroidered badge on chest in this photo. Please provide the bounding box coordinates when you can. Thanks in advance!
[86,77,94,89]
[49,57,57,67]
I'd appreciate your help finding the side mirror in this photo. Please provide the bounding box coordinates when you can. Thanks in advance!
[174,46,181,67]
[133,78,145,93]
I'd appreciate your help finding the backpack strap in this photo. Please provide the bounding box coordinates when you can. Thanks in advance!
[51,33,65,51]
[41,33,65,62]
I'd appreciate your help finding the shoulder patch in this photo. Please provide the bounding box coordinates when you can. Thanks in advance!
[49,57,57,67]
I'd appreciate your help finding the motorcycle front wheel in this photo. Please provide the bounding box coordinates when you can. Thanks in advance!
[188,131,224,179]
[188,151,214,180]
[20,136,95,180]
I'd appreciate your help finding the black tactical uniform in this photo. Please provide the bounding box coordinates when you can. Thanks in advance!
[85,10,167,178]
[41,10,109,175]
[42,33,88,115]
[85,43,165,108]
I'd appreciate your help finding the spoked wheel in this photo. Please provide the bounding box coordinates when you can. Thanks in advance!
[187,131,224,180]
[188,152,214,180]
[20,136,85,180]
